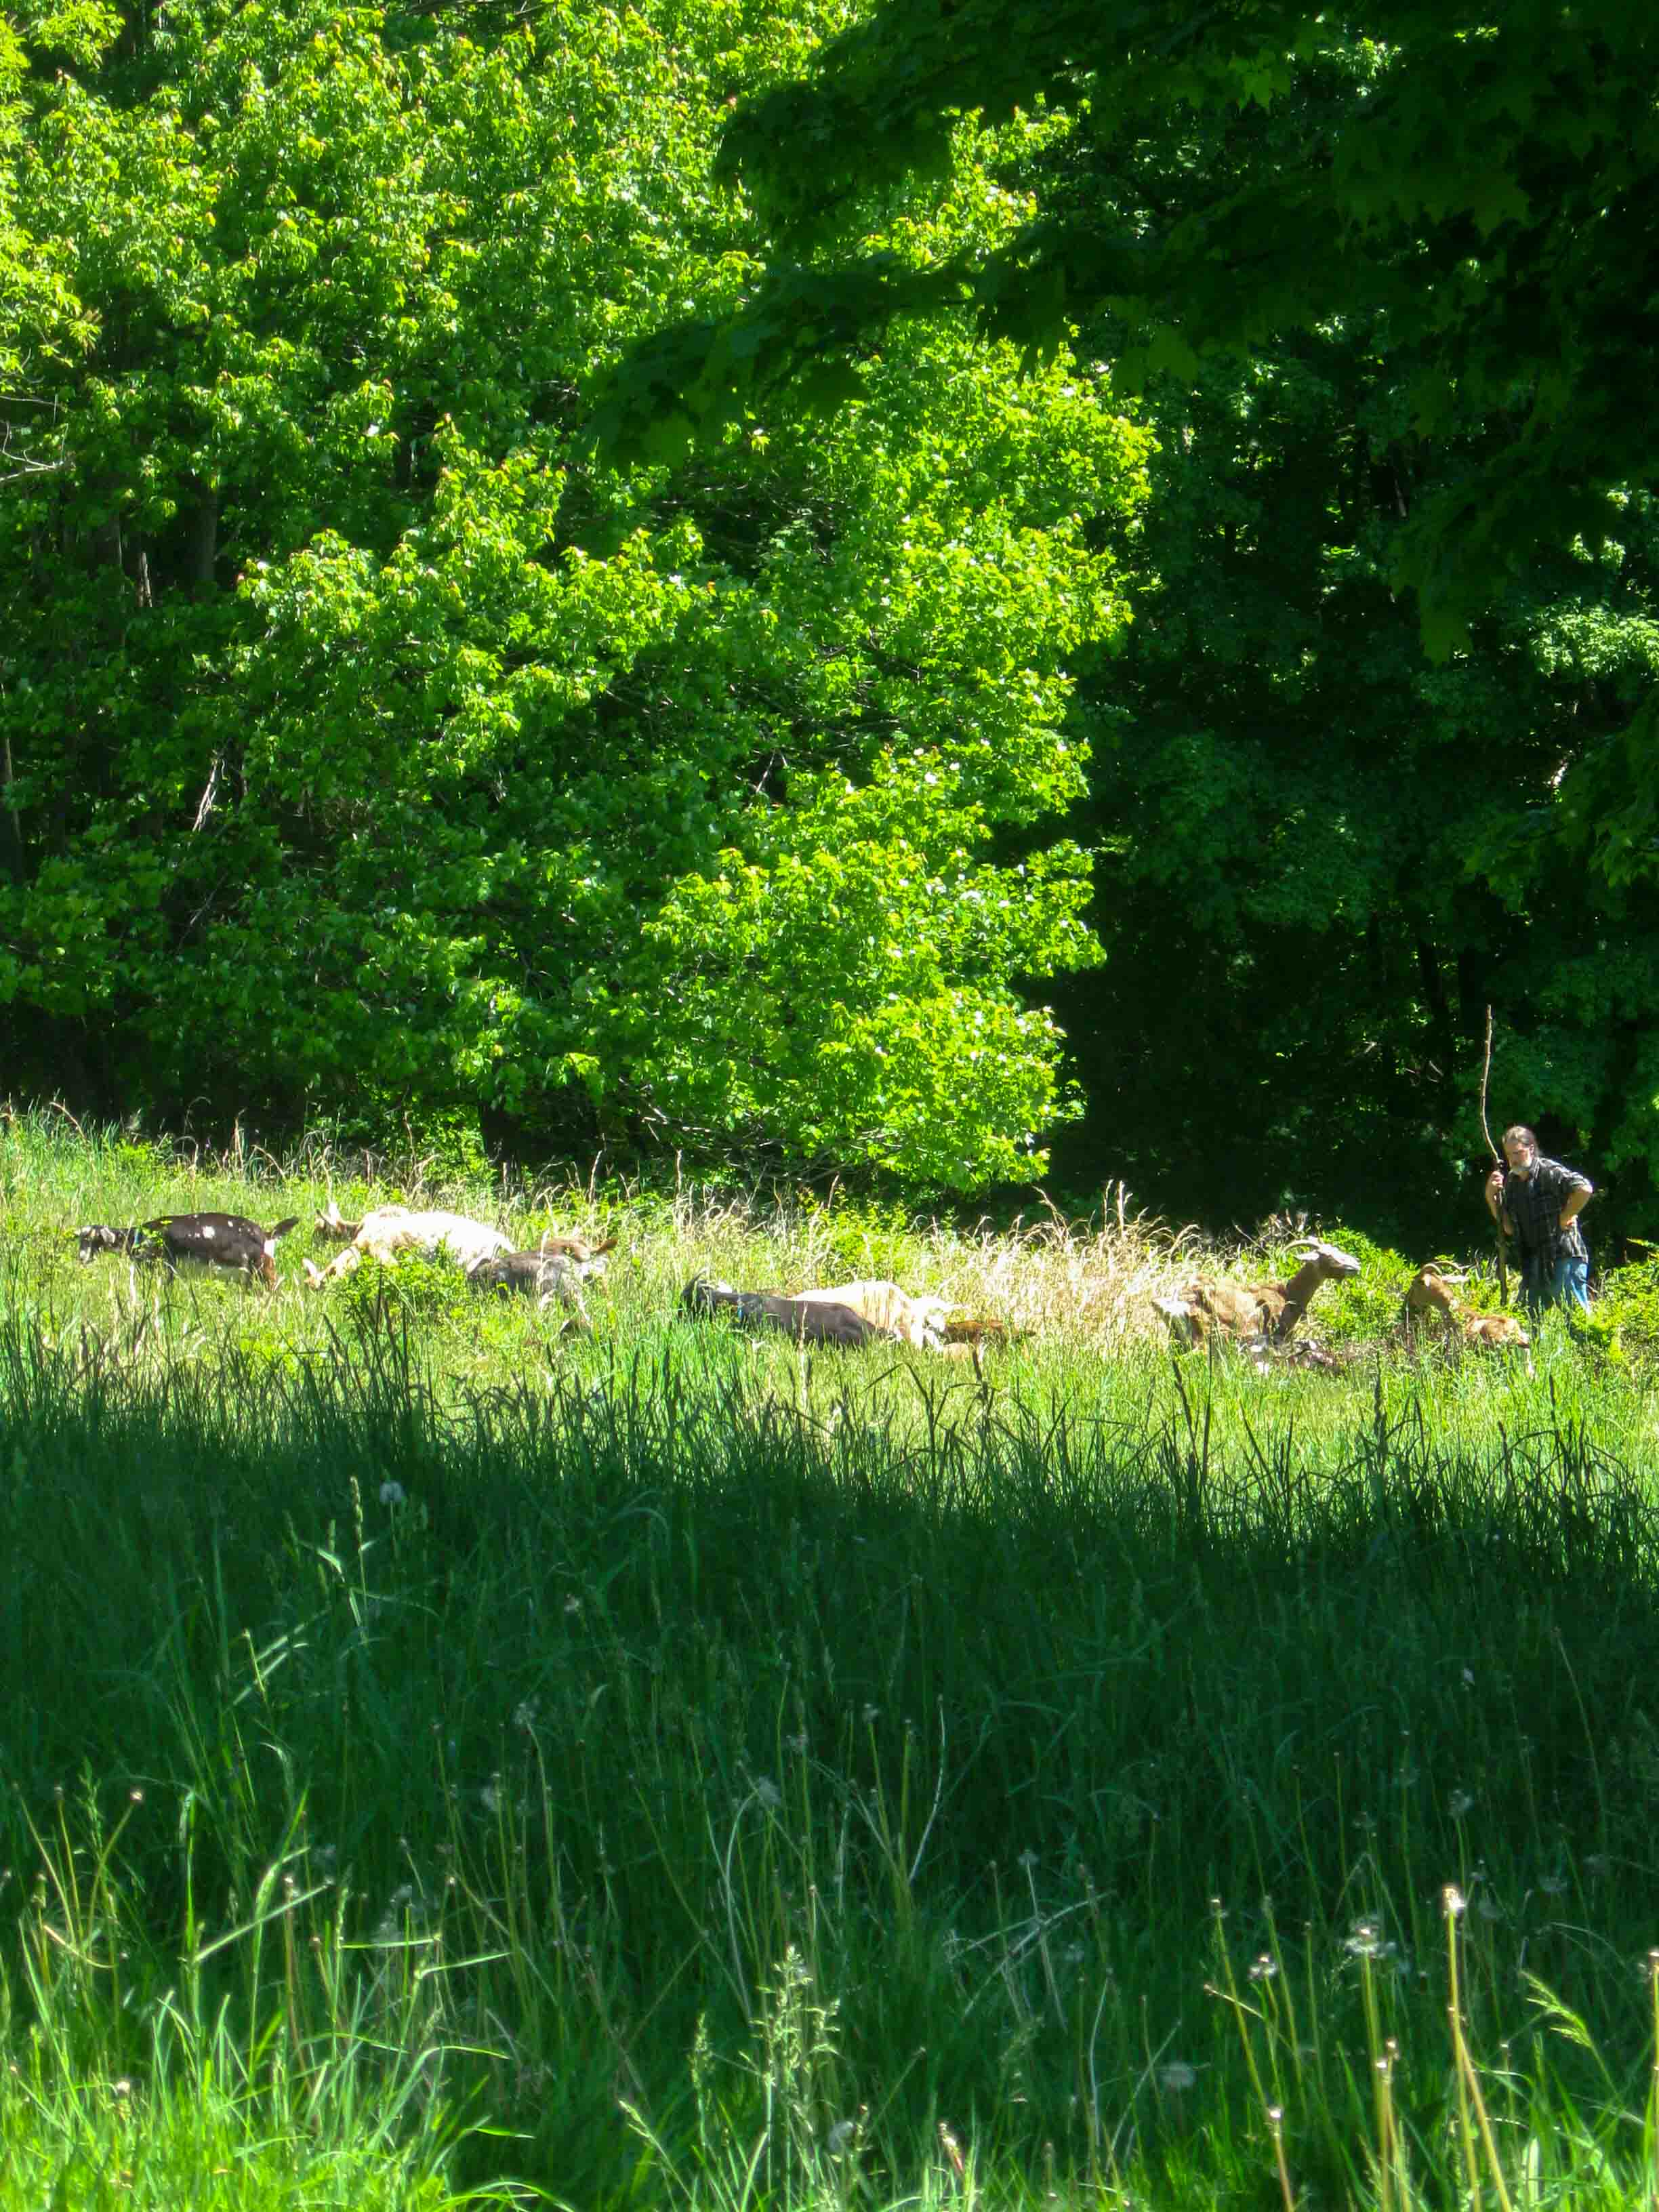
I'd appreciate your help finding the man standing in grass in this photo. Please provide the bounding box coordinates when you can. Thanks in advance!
[1485,1124,1594,1313]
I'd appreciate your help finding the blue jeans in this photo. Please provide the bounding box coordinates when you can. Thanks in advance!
[1521,1252,1590,1313]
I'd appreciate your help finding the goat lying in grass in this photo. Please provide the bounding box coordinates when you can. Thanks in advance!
[304,1202,514,1287]
[1153,1239,1362,1348]
[790,1278,952,1348]
[682,1278,886,1347]
[1402,1265,1532,1351]
[74,1212,302,1290]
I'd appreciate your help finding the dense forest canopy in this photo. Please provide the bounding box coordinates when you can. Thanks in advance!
[612,0,1659,1244]
[3,0,1656,1246]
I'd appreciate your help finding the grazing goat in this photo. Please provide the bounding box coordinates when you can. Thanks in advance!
[74,1212,301,1289]
[682,1278,886,1347]
[1401,1265,1532,1352]
[1154,1239,1361,1348]
[790,1279,952,1349]
[304,1202,512,1287]
[468,1237,612,1328]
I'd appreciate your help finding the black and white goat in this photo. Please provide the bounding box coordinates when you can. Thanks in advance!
[74,1212,302,1289]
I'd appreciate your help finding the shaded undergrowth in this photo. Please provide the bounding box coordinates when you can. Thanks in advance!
[5,1296,1659,2207]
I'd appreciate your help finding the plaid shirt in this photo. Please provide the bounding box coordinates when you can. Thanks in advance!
[1500,1155,1592,1268]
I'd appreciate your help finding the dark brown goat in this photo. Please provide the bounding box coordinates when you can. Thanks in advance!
[75,1211,302,1289]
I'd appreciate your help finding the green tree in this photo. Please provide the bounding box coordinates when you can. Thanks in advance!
[997,48,1659,1243]
[610,0,1659,885]
[0,0,1149,1187]
[1048,331,1659,1244]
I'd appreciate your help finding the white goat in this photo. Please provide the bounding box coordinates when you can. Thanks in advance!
[303,1202,512,1288]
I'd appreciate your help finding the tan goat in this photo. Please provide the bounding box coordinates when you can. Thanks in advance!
[1401,1265,1532,1351]
[1154,1239,1361,1348]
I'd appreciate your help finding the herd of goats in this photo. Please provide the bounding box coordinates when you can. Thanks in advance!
[66,1203,1534,1370]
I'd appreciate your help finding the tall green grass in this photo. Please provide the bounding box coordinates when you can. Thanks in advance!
[5,1106,1659,2207]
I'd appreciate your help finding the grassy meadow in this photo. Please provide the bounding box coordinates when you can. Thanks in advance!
[4,1103,1659,2209]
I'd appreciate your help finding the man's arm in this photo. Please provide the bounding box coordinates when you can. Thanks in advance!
[1539,1160,1593,1232]
[1558,1177,1593,1233]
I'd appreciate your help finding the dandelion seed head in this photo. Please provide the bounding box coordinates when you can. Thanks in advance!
[379,1479,407,1508]
[1159,2062,1197,2093]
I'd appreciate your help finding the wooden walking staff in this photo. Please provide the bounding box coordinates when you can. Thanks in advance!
[1478,1005,1510,1307]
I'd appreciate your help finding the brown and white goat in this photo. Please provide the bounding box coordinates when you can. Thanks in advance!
[788,1278,952,1349]
[75,1211,301,1289]
[304,1202,513,1287]
[1154,1239,1361,1348]
[682,1278,886,1348]
[1401,1265,1532,1351]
